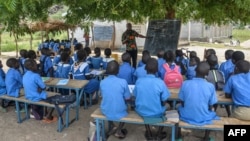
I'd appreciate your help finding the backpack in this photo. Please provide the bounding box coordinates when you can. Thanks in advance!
[45,94,76,105]
[206,70,225,90]
[163,64,183,88]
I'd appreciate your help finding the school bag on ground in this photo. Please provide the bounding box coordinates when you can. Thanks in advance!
[206,70,225,90]
[163,64,183,88]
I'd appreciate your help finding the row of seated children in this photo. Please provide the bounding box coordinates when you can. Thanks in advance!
[99,58,221,140]
[18,47,100,105]
[0,58,56,123]
[38,38,78,55]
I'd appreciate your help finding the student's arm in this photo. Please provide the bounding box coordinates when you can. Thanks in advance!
[208,85,218,111]
[159,67,166,80]
[123,81,131,101]
[15,70,23,88]
[160,82,171,106]
[35,75,46,91]
[178,84,185,107]
[223,77,233,99]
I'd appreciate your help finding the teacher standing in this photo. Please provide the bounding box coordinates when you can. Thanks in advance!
[122,23,147,68]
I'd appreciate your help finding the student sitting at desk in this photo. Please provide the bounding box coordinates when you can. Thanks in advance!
[134,58,170,140]
[73,43,83,62]
[177,61,219,141]
[156,50,166,77]
[224,60,250,121]
[117,52,135,84]
[39,48,54,77]
[219,49,234,82]
[69,49,99,105]
[84,47,92,65]
[90,47,103,69]
[133,53,151,81]
[23,59,57,123]
[55,52,71,95]
[102,48,114,70]
[137,50,150,68]
[100,60,130,139]
[0,60,7,112]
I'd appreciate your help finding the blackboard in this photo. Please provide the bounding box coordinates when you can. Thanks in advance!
[144,20,181,56]
[93,26,114,41]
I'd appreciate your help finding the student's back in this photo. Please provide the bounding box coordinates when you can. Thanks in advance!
[133,53,151,80]
[178,62,219,125]
[0,61,6,95]
[102,48,114,70]
[224,60,250,120]
[55,52,71,78]
[219,50,235,82]
[90,47,103,69]
[134,58,170,117]
[117,53,135,84]
[206,54,225,90]
[40,48,54,77]
[5,58,23,97]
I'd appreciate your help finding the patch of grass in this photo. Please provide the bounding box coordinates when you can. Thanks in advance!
[232,29,250,42]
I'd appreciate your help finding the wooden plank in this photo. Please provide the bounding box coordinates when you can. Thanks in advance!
[91,108,175,124]
[43,77,89,89]
[179,117,250,130]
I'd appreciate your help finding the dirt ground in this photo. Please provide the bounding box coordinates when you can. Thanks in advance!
[0,44,250,141]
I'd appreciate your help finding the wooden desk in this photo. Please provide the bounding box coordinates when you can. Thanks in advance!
[168,88,233,108]
[43,77,89,120]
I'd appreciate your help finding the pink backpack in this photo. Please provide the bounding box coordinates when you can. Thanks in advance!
[163,63,183,88]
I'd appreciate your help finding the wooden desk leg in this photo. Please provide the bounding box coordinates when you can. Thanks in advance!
[15,101,22,123]
[96,119,101,141]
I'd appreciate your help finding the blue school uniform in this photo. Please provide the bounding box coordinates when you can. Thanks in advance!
[186,65,197,80]
[133,64,147,80]
[134,74,170,117]
[159,63,181,80]
[5,68,22,97]
[55,62,71,78]
[40,55,54,77]
[53,43,60,53]
[178,78,219,125]
[23,70,47,102]
[219,59,234,82]
[137,60,144,68]
[86,56,91,65]
[0,68,6,95]
[100,75,130,120]
[53,54,61,66]
[117,62,135,84]
[224,73,250,106]
[70,62,99,94]
[102,57,114,70]
[157,58,166,77]
[55,62,71,95]
[91,57,103,69]
[72,51,78,62]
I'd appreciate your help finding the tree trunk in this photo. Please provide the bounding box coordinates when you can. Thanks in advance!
[165,8,175,19]
[111,21,116,50]
[67,29,69,40]
[41,31,44,43]
[14,33,18,58]
[30,33,33,50]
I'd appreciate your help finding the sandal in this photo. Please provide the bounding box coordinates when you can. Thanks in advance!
[114,129,127,139]
[107,126,117,136]
[42,116,58,123]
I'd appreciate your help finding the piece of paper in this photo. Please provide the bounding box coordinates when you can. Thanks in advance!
[42,77,50,82]
[90,70,103,75]
[128,85,135,94]
[165,110,179,123]
[56,79,69,85]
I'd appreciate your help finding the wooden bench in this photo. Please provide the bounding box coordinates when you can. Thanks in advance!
[91,108,177,141]
[178,117,250,139]
[0,91,75,132]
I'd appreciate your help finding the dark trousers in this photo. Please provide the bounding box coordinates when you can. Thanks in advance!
[126,49,137,68]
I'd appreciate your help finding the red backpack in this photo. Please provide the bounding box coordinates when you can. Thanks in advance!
[163,63,183,88]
